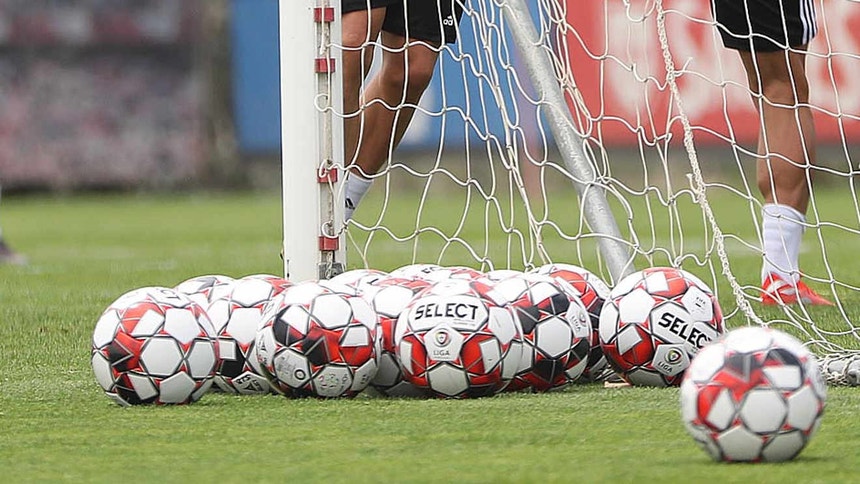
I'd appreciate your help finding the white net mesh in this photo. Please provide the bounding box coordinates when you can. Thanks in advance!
[330,0,860,382]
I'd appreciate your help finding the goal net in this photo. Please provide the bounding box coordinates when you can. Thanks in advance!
[280,0,860,384]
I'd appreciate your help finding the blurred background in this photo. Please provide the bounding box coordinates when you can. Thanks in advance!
[0,0,226,191]
[1,0,857,194]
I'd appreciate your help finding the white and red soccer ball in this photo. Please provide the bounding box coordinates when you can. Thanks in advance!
[680,326,826,462]
[395,279,522,398]
[418,265,484,284]
[531,263,611,381]
[254,280,380,398]
[206,274,292,394]
[389,263,442,280]
[486,273,591,391]
[362,276,431,397]
[174,274,235,309]
[329,268,389,298]
[91,287,218,405]
[599,267,725,387]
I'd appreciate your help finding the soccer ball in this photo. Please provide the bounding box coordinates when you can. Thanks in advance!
[254,280,380,398]
[91,287,217,405]
[329,268,389,297]
[599,267,725,387]
[174,274,235,308]
[487,273,591,391]
[395,279,522,398]
[362,276,431,397]
[680,326,826,462]
[389,263,442,279]
[206,274,292,394]
[419,266,484,283]
[532,263,611,382]
[481,269,525,282]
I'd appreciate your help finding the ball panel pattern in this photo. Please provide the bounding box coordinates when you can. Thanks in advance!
[599,267,725,387]
[395,279,522,398]
[255,280,380,398]
[330,268,389,299]
[532,263,611,381]
[389,263,442,279]
[174,274,235,309]
[479,272,592,392]
[680,326,826,462]
[207,274,292,394]
[90,287,217,406]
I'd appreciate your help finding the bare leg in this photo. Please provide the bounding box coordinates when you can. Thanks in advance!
[342,9,387,169]
[351,32,440,176]
[740,47,814,213]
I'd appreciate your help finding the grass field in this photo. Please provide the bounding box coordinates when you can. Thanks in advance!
[1,191,859,482]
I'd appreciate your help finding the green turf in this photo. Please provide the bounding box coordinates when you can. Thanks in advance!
[0,192,858,482]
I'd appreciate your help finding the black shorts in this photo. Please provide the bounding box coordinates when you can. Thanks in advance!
[712,0,817,52]
[342,0,464,44]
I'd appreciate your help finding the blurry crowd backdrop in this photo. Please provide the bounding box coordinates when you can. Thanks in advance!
[0,0,235,191]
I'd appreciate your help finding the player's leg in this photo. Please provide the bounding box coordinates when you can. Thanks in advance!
[741,48,813,213]
[370,0,463,161]
[740,48,829,305]
[343,0,463,220]
[741,47,811,286]
[342,2,389,170]
[342,4,388,221]
[343,35,438,220]
[712,0,830,305]
[352,33,439,177]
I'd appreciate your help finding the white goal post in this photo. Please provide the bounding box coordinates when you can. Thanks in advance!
[280,0,860,384]
[279,0,346,282]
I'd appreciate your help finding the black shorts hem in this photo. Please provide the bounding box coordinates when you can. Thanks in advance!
[712,0,816,53]
[344,0,464,45]
[342,0,399,15]
[717,28,799,53]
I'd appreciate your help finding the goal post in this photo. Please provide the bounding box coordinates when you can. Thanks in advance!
[279,0,345,282]
[279,0,860,384]
[278,0,631,283]
[500,0,634,285]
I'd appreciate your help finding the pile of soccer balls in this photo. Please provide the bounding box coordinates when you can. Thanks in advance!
[91,263,826,463]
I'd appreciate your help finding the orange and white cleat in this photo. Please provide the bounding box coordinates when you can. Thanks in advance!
[761,273,834,306]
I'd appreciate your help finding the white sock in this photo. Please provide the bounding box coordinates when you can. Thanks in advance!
[761,203,805,284]
[344,172,372,221]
